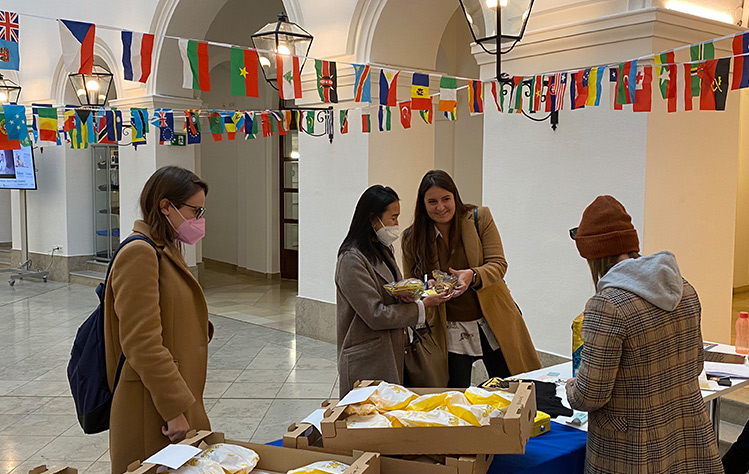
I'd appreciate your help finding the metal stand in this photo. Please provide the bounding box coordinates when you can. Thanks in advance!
[4,189,48,286]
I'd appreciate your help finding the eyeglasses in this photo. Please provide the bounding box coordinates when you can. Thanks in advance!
[569,227,578,240]
[182,203,206,219]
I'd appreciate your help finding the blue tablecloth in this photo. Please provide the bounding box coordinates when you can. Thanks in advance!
[271,421,587,474]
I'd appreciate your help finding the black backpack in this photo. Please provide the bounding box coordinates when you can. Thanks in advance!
[67,235,160,434]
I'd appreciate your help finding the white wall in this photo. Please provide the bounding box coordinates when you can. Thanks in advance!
[0,191,11,243]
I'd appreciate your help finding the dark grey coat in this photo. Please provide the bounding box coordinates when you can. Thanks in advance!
[335,247,419,397]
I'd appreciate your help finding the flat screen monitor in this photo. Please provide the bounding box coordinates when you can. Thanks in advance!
[0,146,37,190]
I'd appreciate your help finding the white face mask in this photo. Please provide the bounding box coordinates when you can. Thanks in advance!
[375,217,400,247]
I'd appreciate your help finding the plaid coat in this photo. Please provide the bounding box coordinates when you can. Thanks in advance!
[567,278,722,473]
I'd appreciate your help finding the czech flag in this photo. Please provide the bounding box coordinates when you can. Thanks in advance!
[58,19,95,74]
[121,31,155,83]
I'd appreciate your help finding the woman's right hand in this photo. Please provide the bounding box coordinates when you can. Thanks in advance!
[162,413,190,442]
[422,291,451,308]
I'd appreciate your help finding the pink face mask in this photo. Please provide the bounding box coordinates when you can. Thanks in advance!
[168,203,206,245]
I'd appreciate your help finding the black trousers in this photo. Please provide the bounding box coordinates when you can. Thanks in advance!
[447,326,510,388]
[723,420,749,474]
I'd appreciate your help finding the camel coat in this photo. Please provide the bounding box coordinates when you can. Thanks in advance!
[336,246,420,397]
[402,206,541,375]
[104,221,211,473]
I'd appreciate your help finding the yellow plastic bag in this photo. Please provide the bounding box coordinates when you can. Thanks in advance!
[406,391,460,412]
[287,461,350,474]
[165,458,225,474]
[196,443,260,474]
[383,407,467,427]
[464,386,512,410]
[345,413,392,428]
[369,382,418,411]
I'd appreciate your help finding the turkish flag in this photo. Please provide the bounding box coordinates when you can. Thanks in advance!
[399,100,412,129]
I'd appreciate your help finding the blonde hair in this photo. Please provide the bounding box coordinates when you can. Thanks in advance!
[587,252,640,286]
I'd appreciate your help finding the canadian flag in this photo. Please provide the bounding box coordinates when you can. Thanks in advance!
[633,65,653,113]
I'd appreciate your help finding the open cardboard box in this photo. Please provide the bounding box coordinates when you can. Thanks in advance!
[29,466,77,474]
[123,430,380,474]
[320,381,536,455]
[285,421,494,474]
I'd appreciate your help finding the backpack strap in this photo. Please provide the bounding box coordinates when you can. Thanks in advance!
[473,207,480,237]
[102,235,160,392]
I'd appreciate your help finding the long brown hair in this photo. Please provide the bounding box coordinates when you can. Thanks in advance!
[588,252,640,286]
[402,170,473,278]
[139,166,208,252]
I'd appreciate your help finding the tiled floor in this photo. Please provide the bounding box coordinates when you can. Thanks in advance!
[0,270,338,474]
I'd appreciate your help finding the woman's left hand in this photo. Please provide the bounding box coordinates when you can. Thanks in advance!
[449,267,474,298]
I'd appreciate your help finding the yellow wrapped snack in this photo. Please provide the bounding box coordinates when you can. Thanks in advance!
[369,382,418,411]
[344,403,378,416]
[464,386,512,410]
[287,461,350,474]
[432,270,458,294]
[383,278,425,299]
[345,413,392,429]
[195,443,259,474]
[383,407,467,427]
[572,313,584,377]
[165,458,225,474]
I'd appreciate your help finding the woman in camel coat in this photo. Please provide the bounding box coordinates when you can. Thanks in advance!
[104,166,212,473]
[402,170,540,386]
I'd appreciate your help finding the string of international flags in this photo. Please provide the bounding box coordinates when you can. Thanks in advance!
[1,10,749,150]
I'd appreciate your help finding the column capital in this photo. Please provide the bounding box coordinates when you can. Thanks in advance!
[109,94,202,110]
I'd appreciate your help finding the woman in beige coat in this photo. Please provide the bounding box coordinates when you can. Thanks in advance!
[402,170,540,387]
[336,185,446,396]
[104,166,212,473]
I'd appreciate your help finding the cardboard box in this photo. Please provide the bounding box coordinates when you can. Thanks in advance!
[124,430,380,474]
[29,466,77,474]
[320,381,536,455]
[285,422,494,474]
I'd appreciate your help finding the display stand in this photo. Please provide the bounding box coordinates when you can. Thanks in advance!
[4,189,48,286]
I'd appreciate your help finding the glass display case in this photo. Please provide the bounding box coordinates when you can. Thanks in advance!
[280,129,299,279]
[92,145,119,262]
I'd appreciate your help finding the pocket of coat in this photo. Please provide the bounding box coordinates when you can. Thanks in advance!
[342,337,382,355]
[592,410,628,432]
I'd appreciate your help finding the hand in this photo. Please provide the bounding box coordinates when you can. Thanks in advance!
[162,413,190,442]
[422,290,451,308]
[449,267,474,298]
[427,279,436,290]
[565,378,576,392]
[397,294,420,304]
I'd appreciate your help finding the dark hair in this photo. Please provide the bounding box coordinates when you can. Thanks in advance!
[339,185,399,264]
[139,166,208,251]
[588,252,640,286]
[402,170,473,278]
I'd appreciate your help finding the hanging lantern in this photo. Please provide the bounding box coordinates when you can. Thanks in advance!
[458,0,535,50]
[251,13,313,89]
[69,64,113,106]
[0,74,21,104]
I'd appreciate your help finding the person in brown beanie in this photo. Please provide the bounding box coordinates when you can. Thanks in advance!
[565,195,722,474]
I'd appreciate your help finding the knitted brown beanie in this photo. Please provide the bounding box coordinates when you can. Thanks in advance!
[574,195,640,259]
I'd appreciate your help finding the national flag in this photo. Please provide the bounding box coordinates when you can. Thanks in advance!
[130,108,148,148]
[106,109,123,143]
[208,111,223,141]
[378,69,399,106]
[269,110,287,136]
[362,112,371,133]
[96,109,110,144]
[153,108,174,144]
[261,112,272,137]
[378,105,391,132]
[63,109,75,142]
[510,77,524,113]
[690,41,714,97]
[0,113,21,149]
[585,67,606,107]
[467,80,483,115]
[339,110,348,134]
[699,58,730,111]
[490,81,503,112]
[732,32,749,90]
[243,111,258,139]
[682,63,694,112]
[178,39,210,91]
[527,75,543,112]
[30,112,38,144]
[223,111,242,139]
[277,53,302,100]
[58,19,95,74]
[419,101,433,124]
[315,60,338,103]
[616,60,638,105]
[438,76,457,114]
[0,12,20,71]
[121,31,155,83]
[633,65,653,113]
[570,69,590,110]
[185,110,201,144]
[305,111,315,134]
[34,105,58,143]
[546,73,567,112]
[353,64,371,102]
[66,109,93,149]
[230,48,259,97]
[654,51,675,99]
[2,104,27,142]
[411,73,431,110]
[399,100,412,129]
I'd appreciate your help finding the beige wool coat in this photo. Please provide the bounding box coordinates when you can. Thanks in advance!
[336,246,420,397]
[104,221,212,473]
[402,206,541,375]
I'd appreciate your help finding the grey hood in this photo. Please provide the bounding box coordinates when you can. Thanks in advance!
[597,251,684,311]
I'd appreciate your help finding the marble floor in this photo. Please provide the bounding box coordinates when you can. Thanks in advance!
[0,270,338,474]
